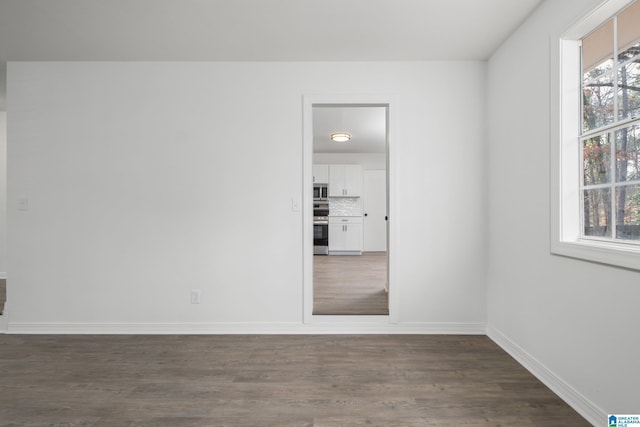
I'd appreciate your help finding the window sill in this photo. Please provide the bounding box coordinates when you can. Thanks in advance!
[551,239,640,271]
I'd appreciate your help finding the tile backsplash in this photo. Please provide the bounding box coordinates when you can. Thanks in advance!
[329,197,362,216]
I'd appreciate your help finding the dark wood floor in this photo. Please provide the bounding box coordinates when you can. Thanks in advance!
[314,253,389,315]
[0,334,588,426]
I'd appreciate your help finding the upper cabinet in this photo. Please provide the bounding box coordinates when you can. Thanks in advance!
[329,165,362,197]
[312,164,329,184]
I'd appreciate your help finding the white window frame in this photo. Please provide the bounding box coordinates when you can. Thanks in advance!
[551,0,640,271]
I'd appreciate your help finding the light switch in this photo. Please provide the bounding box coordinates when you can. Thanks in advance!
[191,289,201,304]
[291,198,301,212]
[17,198,29,211]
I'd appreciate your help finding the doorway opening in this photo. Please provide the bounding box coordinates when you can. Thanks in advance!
[304,99,392,320]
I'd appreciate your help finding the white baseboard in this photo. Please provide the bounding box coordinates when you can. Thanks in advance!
[487,325,605,426]
[0,313,7,332]
[6,322,305,335]
[5,321,487,335]
[304,321,486,335]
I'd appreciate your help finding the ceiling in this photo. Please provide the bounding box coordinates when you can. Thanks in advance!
[313,106,387,154]
[0,0,543,109]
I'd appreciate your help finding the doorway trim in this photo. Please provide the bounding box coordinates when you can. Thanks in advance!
[302,94,399,325]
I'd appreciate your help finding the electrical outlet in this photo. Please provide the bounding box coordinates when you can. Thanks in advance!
[190,289,201,304]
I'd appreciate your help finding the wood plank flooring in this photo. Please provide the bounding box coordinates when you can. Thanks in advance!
[0,334,588,426]
[314,253,389,315]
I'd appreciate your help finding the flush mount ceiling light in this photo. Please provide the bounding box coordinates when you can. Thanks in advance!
[330,132,351,142]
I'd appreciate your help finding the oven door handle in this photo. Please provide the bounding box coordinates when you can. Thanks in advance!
[313,220,329,225]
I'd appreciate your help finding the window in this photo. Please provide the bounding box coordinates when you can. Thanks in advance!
[581,0,640,243]
[552,0,640,270]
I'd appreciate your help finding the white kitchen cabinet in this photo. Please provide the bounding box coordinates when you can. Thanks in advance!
[312,164,329,184]
[329,165,362,197]
[329,216,363,254]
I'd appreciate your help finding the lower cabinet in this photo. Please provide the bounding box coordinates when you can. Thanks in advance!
[329,216,363,254]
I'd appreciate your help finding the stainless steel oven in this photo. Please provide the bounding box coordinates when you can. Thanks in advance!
[313,202,329,255]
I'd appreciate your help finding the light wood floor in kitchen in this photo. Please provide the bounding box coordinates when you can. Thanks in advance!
[314,252,389,315]
[0,334,588,426]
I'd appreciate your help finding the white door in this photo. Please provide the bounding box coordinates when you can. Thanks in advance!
[363,170,387,252]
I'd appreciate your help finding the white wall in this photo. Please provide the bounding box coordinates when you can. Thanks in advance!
[6,61,487,331]
[313,153,386,170]
[487,0,640,420]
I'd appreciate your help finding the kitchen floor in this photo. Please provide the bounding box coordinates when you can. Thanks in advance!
[313,252,388,315]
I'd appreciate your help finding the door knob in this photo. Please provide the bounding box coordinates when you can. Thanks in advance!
[364,213,368,216]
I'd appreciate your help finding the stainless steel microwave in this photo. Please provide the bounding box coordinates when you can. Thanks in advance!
[313,184,328,200]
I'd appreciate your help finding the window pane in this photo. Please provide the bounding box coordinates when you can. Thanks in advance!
[583,134,611,185]
[582,18,615,132]
[583,73,616,131]
[618,1,640,121]
[583,19,614,75]
[618,59,640,121]
[617,0,640,57]
[583,188,612,237]
[615,124,640,182]
[584,188,611,238]
[615,184,640,240]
